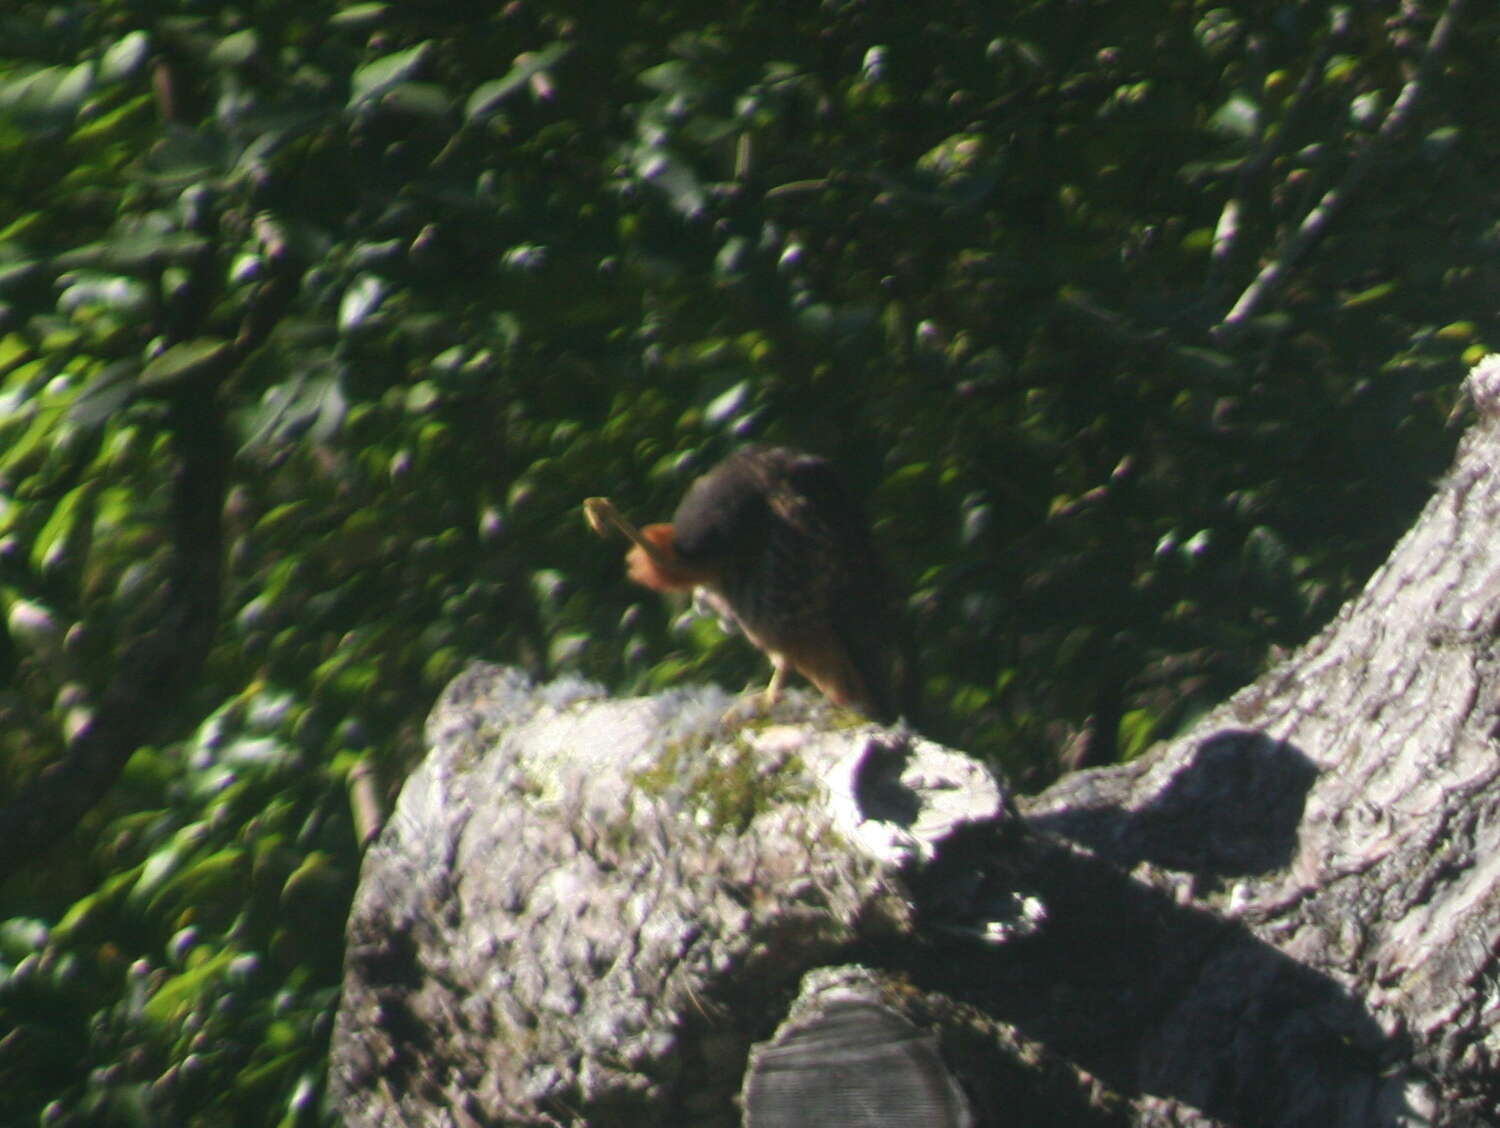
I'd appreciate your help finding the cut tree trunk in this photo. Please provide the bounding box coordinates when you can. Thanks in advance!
[331,367,1500,1126]
[1012,376,1500,1125]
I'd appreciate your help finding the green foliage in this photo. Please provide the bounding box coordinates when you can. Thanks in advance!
[0,0,1496,1123]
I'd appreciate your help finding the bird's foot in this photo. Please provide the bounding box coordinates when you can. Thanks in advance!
[719,694,769,727]
[719,667,786,726]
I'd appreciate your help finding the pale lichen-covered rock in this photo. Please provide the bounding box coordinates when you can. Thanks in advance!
[330,666,1016,1126]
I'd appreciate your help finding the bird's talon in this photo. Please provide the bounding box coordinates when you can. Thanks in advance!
[720,692,774,727]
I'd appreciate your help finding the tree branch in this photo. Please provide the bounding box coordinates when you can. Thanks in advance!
[1204,6,1352,300]
[0,230,296,877]
[0,383,226,878]
[1213,0,1469,337]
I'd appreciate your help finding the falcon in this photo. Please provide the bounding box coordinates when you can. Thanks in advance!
[585,446,906,723]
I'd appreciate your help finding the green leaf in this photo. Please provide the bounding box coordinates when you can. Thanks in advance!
[637,60,710,99]
[465,43,572,121]
[0,917,50,960]
[57,273,150,315]
[240,369,348,450]
[1208,94,1259,139]
[148,847,249,917]
[348,42,432,109]
[1341,281,1396,309]
[141,129,235,183]
[100,31,152,83]
[0,62,96,129]
[0,412,56,483]
[69,91,154,145]
[0,332,31,373]
[632,148,705,218]
[53,232,210,272]
[1173,346,1236,376]
[69,360,139,428]
[378,82,452,118]
[30,482,96,578]
[144,949,236,1024]
[1242,525,1291,588]
[0,211,47,243]
[139,338,232,391]
[280,851,341,907]
[1118,708,1158,760]
[338,274,386,332]
[1436,322,1476,342]
[328,3,391,29]
[131,835,194,907]
[0,260,41,296]
[209,29,260,68]
[50,865,143,944]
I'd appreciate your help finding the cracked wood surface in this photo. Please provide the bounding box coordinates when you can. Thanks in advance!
[333,411,1500,1126]
[1027,415,1500,1123]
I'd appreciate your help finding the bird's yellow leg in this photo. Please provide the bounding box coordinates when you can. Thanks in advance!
[720,655,789,725]
[761,655,788,710]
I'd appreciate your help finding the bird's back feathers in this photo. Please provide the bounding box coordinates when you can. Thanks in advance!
[672,446,907,723]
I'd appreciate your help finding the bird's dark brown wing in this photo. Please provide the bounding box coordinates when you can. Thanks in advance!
[773,451,905,723]
[674,446,906,723]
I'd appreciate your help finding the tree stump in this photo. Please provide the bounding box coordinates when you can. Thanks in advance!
[328,669,1039,1126]
[331,360,1500,1125]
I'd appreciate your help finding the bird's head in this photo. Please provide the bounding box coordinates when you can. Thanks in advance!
[626,524,718,592]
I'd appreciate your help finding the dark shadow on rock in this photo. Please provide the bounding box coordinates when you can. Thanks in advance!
[853,734,1406,1126]
[1028,729,1319,877]
[851,737,925,827]
[333,669,1396,1126]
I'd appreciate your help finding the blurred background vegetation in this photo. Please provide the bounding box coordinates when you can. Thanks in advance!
[0,0,1493,1123]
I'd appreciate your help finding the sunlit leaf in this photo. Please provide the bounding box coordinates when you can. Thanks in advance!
[1341,281,1397,309]
[637,60,710,99]
[240,369,348,450]
[1208,94,1259,139]
[0,61,96,129]
[139,338,232,391]
[378,82,452,118]
[209,29,260,69]
[69,360,140,428]
[57,274,150,315]
[30,482,96,578]
[329,3,391,29]
[348,42,432,109]
[54,232,210,272]
[632,148,705,218]
[338,274,386,332]
[144,949,237,1023]
[465,44,572,121]
[0,260,40,297]
[100,31,152,83]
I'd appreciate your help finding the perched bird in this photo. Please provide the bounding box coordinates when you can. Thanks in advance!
[585,446,907,723]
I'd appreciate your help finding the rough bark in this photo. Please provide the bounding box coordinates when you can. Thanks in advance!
[332,386,1500,1126]
[331,669,1033,1126]
[1015,400,1500,1124]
